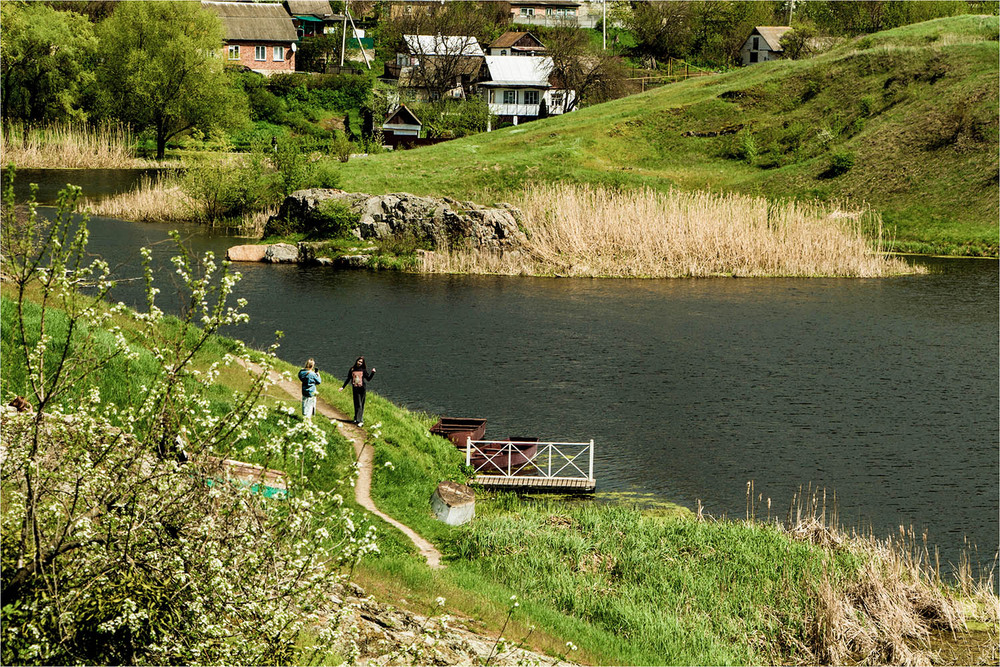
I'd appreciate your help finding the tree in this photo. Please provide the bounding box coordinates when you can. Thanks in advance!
[96,1,242,159]
[544,27,628,113]
[780,25,817,60]
[0,2,98,123]
[623,0,696,68]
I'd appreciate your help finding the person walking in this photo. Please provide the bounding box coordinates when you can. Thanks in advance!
[298,358,321,420]
[339,356,375,426]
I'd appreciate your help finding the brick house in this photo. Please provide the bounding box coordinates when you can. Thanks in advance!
[203,1,298,75]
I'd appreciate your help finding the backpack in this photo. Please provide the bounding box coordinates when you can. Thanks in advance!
[351,369,364,387]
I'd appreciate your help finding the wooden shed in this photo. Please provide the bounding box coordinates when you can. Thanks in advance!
[383,105,423,138]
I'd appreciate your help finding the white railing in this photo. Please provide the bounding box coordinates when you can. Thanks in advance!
[466,438,594,481]
[488,102,541,117]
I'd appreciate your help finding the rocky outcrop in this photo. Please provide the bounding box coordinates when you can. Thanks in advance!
[334,582,573,666]
[271,189,528,252]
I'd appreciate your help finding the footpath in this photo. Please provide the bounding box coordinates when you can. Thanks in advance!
[240,360,443,569]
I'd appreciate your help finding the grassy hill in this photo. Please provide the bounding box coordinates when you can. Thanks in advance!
[340,16,999,256]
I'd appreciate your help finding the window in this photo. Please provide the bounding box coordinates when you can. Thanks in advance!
[752,36,760,50]
[228,44,240,60]
[255,45,266,61]
[500,49,507,56]
[749,52,759,63]
[273,46,284,61]
[546,7,553,14]
[520,7,534,16]
[503,90,517,104]
[524,90,539,105]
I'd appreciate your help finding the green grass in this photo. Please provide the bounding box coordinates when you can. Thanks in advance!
[336,15,998,257]
[447,496,862,665]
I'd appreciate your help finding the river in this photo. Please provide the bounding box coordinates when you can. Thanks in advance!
[17,172,1000,577]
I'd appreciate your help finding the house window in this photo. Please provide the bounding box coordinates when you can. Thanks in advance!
[503,90,517,104]
[752,36,760,50]
[255,46,266,61]
[501,49,507,56]
[273,46,284,61]
[228,45,240,60]
[520,7,534,16]
[546,7,553,14]
[524,90,539,105]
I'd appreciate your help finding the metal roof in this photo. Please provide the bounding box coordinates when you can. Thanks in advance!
[752,26,793,51]
[481,56,553,87]
[202,1,298,43]
[489,31,545,49]
[403,34,484,57]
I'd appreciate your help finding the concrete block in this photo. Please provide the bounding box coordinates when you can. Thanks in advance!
[431,481,475,526]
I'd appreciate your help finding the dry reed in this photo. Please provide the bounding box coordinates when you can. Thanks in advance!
[423,184,920,278]
[763,486,997,665]
[1,122,165,169]
[86,175,197,223]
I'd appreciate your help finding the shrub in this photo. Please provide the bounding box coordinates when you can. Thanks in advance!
[823,150,856,177]
[331,132,353,163]
[184,151,277,221]
[271,137,317,197]
[308,199,359,238]
[732,128,759,165]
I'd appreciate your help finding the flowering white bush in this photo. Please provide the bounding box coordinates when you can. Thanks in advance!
[0,173,375,665]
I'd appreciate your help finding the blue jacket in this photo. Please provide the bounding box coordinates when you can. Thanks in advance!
[298,369,321,397]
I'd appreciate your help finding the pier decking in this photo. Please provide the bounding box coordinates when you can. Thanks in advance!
[466,439,596,493]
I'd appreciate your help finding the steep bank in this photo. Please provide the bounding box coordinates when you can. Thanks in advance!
[338,16,998,257]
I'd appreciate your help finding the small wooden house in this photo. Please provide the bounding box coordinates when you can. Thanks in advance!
[382,105,422,139]
[284,0,341,39]
[741,26,792,65]
[203,1,298,75]
[487,31,546,57]
[479,55,575,126]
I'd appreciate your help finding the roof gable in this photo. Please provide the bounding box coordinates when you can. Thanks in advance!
[202,1,298,43]
[490,31,545,50]
[386,105,422,127]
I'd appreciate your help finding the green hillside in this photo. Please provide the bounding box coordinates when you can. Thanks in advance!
[341,16,999,256]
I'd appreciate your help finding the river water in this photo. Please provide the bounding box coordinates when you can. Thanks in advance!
[19,173,1000,576]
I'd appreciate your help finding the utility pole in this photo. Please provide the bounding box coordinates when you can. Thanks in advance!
[787,0,794,26]
[340,0,348,67]
[602,0,607,50]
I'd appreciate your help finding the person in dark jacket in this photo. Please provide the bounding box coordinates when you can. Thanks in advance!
[339,356,375,426]
[298,358,321,420]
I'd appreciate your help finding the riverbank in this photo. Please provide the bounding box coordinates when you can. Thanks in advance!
[3,277,995,665]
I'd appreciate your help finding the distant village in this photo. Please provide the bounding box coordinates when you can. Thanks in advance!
[204,0,792,143]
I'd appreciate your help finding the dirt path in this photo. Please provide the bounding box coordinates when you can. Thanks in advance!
[241,360,443,569]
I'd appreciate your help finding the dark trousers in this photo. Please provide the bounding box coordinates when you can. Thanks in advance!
[352,386,366,424]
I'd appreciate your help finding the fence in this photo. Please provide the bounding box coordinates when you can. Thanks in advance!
[466,438,596,491]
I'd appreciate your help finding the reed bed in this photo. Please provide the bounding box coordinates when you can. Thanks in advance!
[86,175,196,223]
[1,122,163,169]
[423,184,919,278]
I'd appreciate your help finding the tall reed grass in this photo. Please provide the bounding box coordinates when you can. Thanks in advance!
[1,122,162,169]
[86,175,195,223]
[423,184,919,278]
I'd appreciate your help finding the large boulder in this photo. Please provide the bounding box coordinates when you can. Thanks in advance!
[264,243,299,263]
[269,189,528,252]
[227,244,268,262]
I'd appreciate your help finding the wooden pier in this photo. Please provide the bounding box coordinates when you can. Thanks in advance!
[466,439,596,493]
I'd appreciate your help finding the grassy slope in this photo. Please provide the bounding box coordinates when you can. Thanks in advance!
[338,16,998,256]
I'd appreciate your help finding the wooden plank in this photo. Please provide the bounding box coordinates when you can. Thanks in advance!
[473,475,596,492]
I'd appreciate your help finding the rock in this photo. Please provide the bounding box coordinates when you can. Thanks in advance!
[431,481,475,526]
[264,243,299,264]
[226,244,268,262]
[270,190,529,252]
[334,254,371,269]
